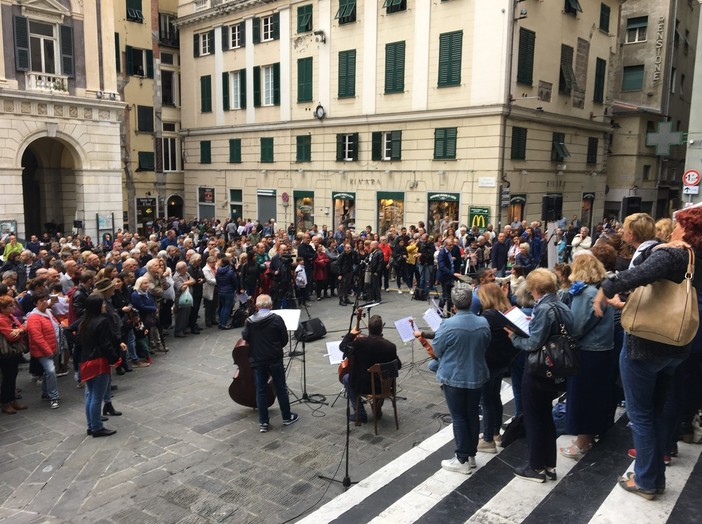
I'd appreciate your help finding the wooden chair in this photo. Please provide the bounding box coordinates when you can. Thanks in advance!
[356,359,400,435]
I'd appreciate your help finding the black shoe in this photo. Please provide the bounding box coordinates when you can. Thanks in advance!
[348,412,368,423]
[103,403,122,416]
[339,301,347,306]
[111,385,118,391]
[101,416,109,422]
[115,367,125,375]
[514,465,546,483]
[92,428,117,438]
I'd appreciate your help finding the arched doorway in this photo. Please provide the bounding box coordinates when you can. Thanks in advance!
[167,195,184,219]
[22,137,78,237]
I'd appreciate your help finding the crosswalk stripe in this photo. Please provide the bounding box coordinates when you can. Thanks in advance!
[588,443,702,523]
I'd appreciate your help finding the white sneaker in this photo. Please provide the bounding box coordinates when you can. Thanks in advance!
[397,290,403,294]
[468,456,477,469]
[441,455,473,475]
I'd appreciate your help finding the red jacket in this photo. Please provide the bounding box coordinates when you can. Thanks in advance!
[27,310,58,358]
[0,313,24,343]
[313,252,329,281]
[380,243,392,263]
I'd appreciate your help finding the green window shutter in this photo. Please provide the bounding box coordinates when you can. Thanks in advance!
[351,133,359,161]
[126,45,134,75]
[200,141,211,164]
[600,3,610,32]
[273,62,281,105]
[298,5,313,33]
[272,13,280,40]
[252,17,260,44]
[594,58,606,103]
[445,128,457,159]
[115,32,120,73]
[60,25,74,77]
[253,66,261,107]
[137,152,155,171]
[297,57,313,102]
[336,134,344,161]
[385,41,405,94]
[240,69,247,108]
[516,28,535,85]
[622,65,644,91]
[229,139,241,163]
[240,23,246,47]
[261,137,274,163]
[372,132,382,161]
[511,127,527,160]
[193,34,200,57]
[146,50,154,78]
[338,50,356,98]
[296,135,311,162]
[222,25,229,51]
[200,75,212,112]
[222,72,230,111]
[13,16,29,71]
[438,31,462,87]
[551,132,570,161]
[434,128,457,159]
[137,105,154,132]
[559,45,576,94]
[391,131,402,160]
[434,128,445,159]
[587,137,598,164]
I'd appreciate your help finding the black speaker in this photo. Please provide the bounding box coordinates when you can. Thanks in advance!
[294,318,327,342]
[622,197,642,217]
[541,195,563,222]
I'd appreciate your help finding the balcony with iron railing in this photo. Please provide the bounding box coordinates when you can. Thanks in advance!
[25,72,69,94]
[160,29,180,47]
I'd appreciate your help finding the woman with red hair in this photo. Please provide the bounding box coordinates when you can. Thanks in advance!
[593,205,702,500]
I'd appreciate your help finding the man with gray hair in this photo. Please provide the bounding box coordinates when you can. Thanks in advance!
[432,282,491,475]
[242,294,299,433]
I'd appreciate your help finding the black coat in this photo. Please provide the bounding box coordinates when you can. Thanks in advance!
[242,311,288,368]
[340,333,401,394]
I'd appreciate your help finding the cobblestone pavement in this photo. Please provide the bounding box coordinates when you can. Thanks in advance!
[0,289,450,523]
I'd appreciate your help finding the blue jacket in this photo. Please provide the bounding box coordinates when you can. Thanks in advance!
[433,309,491,389]
[216,265,239,295]
[436,247,454,284]
[511,294,574,352]
[130,290,157,314]
[569,284,614,351]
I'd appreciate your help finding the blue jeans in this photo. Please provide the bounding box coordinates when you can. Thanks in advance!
[85,373,110,431]
[38,356,59,400]
[481,368,507,441]
[619,344,682,491]
[218,292,235,327]
[253,360,292,425]
[126,329,138,362]
[443,385,482,461]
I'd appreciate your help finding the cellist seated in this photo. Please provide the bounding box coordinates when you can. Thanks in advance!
[340,314,401,423]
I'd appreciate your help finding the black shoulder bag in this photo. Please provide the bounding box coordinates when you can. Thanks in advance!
[526,304,580,380]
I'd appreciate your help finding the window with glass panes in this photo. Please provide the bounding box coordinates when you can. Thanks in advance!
[297,5,312,33]
[336,133,358,161]
[263,65,274,105]
[162,137,178,171]
[626,17,647,43]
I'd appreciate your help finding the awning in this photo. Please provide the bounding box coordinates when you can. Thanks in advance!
[428,192,459,202]
[583,192,596,200]
[554,141,571,158]
[510,194,527,204]
[294,191,314,199]
[257,189,276,196]
[566,0,583,13]
[332,192,355,200]
[378,191,404,201]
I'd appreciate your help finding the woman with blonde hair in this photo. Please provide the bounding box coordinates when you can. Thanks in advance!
[560,253,615,459]
[655,218,673,243]
[476,283,518,453]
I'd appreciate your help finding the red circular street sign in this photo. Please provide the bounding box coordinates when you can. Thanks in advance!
[683,170,701,186]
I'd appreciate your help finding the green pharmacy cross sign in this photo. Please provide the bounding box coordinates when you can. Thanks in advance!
[646,121,684,156]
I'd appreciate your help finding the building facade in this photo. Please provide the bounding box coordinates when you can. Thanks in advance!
[114,0,184,232]
[0,0,123,241]
[176,0,617,234]
[607,0,698,219]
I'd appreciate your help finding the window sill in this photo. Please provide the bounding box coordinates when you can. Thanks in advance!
[437,83,461,89]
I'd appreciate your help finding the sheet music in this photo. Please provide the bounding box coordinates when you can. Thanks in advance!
[423,308,443,332]
[326,341,344,365]
[394,316,417,344]
[500,306,531,338]
[272,309,302,331]
[237,292,250,304]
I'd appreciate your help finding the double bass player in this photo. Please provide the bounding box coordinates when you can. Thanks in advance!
[241,294,300,433]
[340,314,401,423]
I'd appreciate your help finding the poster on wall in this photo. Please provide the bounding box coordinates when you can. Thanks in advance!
[427,192,460,236]
[198,187,215,203]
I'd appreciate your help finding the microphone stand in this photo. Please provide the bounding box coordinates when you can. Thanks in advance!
[318,291,361,490]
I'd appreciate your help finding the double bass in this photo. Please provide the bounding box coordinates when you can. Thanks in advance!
[338,307,363,383]
[229,338,276,408]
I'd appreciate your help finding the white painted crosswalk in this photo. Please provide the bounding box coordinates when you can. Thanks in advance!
[300,382,702,524]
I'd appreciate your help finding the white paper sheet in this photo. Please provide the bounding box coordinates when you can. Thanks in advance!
[272,309,302,331]
[500,306,531,337]
[423,308,443,332]
[394,316,417,344]
[326,340,344,365]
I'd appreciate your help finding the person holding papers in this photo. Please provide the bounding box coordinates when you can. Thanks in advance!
[505,269,574,483]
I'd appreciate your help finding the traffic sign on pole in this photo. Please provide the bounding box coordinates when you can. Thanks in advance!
[683,169,701,186]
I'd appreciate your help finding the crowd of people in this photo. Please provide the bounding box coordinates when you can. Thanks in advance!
[0,207,700,499]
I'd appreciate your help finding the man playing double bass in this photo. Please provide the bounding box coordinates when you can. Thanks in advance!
[241,294,300,433]
[340,314,401,423]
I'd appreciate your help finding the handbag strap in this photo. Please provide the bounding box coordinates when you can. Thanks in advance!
[547,302,572,338]
[686,247,695,281]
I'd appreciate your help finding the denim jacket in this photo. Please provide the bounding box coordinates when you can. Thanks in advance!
[433,310,491,389]
[569,284,614,351]
[511,294,574,353]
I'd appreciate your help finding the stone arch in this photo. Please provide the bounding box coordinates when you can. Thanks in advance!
[15,128,87,170]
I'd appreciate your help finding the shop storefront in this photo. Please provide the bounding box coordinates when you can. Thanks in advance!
[427,192,460,236]
[377,191,404,236]
[332,192,356,230]
[136,197,157,234]
[294,190,315,232]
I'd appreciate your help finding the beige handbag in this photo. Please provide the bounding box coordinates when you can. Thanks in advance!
[621,248,699,346]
